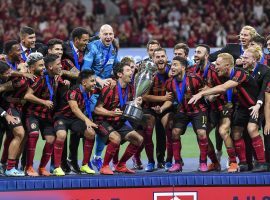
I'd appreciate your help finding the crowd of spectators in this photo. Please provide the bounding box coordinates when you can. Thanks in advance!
[0,0,270,50]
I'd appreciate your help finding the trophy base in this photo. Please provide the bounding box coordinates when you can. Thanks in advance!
[123,102,143,123]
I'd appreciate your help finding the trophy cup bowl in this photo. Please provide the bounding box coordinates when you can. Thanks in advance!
[123,61,156,122]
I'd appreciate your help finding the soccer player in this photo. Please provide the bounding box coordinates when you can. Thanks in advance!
[248,35,268,66]
[173,43,194,66]
[189,53,267,172]
[24,54,66,176]
[138,47,173,172]
[0,61,25,176]
[53,70,98,176]
[82,24,119,171]
[94,62,143,175]
[160,56,209,172]
[209,26,257,66]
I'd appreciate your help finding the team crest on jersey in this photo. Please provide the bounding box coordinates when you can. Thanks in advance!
[31,123,37,129]
[70,91,76,100]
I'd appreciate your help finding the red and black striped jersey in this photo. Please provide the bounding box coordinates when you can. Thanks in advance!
[165,73,207,115]
[95,83,134,123]
[231,68,259,108]
[55,85,85,118]
[4,77,30,112]
[25,75,61,119]
[144,70,169,108]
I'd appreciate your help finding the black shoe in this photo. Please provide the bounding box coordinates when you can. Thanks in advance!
[180,158,185,167]
[67,159,81,174]
[252,163,268,172]
[61,162,71,174]
[239,163,249,172]
[157,162,165,169]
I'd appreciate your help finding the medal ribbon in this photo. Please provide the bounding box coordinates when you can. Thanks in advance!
[45,75,54,101]
[80,85,92,119]
[70,41,81,71]
[227,68,235,103]
[174,74,186,104]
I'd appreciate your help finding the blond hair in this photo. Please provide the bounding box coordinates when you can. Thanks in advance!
[241,26,257,38]
[217,53,234,67]
[245,47,262,61]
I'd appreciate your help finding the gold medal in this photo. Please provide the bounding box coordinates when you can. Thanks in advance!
[225,102,233,109]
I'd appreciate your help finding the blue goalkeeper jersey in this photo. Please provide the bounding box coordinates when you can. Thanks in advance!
[82,39,118,79]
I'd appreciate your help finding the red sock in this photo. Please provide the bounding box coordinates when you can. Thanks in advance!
[166,129,173,162]
[172,139,182,164]
[198,137,208,163]
[26,131,39,167]
[39,142,54,168]
[134,144,144,161]
[252,135,266,163]
[144,127,154,163]
[112,148,119,165]
[234,138,246,163]
[103,141,119,166]
[227,147,237,163]
[119,143,138,165]
[82,138,94,165]
[53,140,64,168]
[6,159,16,170]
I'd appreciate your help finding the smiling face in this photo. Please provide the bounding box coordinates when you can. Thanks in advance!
[171,59,185,77]
[147,43,159,59]
[9,44,21,62]
[153,50,167,71]
[48,44,63,58]
[74,34,89,52]
[48,58,62,75]
[174,48,187,59]
[215,57,230,77]
[21,33,36,49]
[242,51,257,70]
[30,59,46,76]
[118,65,133,84]
[82,75,96,92]
[194,46,208,65]
[99,25,114,47]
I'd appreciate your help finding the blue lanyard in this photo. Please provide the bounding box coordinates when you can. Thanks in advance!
[117,81,129,108]
[45,75,54,101]
[69,41,81,71]
[6,59,17,70]
[157,72,166,83]
[259,54,265,65]
[174,74,186,103]
[227,68,235,103]
[252,63,260,77]
[240,45,244,56]
[20,44,31,62]
[203,62,210,79]
[80,85,92,119]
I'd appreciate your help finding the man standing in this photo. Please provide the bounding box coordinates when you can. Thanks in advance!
[189,53,267,172]
[82,24,118,171]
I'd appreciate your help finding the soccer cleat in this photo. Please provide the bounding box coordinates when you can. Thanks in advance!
[80,164,95,174]
[38,167,51,176]
[92,157,103,171]
[0,163,6,174]
[208,162,221,172]
[157,162,165,169]
[61,162,71,174]
[168,163,182,172]
[53,167,65,176]
[165,162,172,171]
[115,163,135,174]
[227,163,239,173]
[145,162,155,172]
[25,166,39,176]
[100,165,114,175]
[198,163,208,172]
[132,156,143,170]
[67,159,81,174]
[252,163,268,172]
[215,150,223,163]
[239,163,249,172]
[5,167,25,177]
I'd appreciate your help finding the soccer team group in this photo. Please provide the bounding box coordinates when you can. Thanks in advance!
[0,23,270,177]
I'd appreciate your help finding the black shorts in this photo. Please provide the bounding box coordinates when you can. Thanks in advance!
[54,116,86,134]
[96,121,134,144]
[173,112,208,133]
[143,107,174,120]
[6,108,23,130]
[25,115,55,137]
[232,106,260,127]
[209,109,231,127]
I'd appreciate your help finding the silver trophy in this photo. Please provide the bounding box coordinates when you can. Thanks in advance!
[123,61,157,122]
